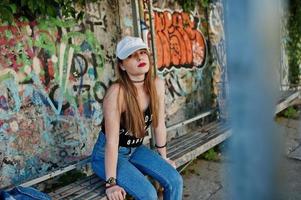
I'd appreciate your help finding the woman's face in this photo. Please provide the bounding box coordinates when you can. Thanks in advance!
[121,49,150,78]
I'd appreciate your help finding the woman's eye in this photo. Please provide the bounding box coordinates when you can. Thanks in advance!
[140,50,147,54]
[127,54,132,58]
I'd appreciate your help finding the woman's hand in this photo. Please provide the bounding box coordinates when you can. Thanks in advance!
[164,157,176,169]
[106,185,126,200]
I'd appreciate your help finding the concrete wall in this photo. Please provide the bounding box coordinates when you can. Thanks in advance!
[280,4,290,90]
[0,0,227,187]
[208,1,228,120]
[139,0,227,131]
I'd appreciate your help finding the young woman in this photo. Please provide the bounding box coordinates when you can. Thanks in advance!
[91,36,183,200]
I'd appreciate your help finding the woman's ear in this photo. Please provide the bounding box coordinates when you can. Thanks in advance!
[118,60,126,71]
[120,65,126,71]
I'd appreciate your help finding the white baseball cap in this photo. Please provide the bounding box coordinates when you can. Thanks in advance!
[116,36,148,60]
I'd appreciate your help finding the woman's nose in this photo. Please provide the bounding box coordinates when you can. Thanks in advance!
[134,53,142,60]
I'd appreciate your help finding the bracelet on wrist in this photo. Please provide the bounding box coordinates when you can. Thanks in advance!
[105,184,117,189]
[155,142,167,148]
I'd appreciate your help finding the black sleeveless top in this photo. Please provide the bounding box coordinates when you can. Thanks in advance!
[101,106,152,147]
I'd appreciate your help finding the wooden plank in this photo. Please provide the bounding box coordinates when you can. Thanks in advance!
[90,194,107,200]
[55,178,102,200]
[48,174,106,200]
[275,90,300,114]
[167,121,220,148]
[84,191,107,200]
[173,130,231,167]
[50,176,102,199]
[167,132,210,156]
[48,175,99,197]
[167,122,228,155]
[171,130,223,160]
[172,126,229,158]
[168,123,230,164]
[168,131,220,159]
[288,146,301,161]
[70,182,105,200]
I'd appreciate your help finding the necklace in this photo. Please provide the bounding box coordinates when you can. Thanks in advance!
[131,78,145,83]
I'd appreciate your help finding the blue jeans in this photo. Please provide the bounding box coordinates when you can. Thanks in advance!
[91,133,183,200]
[0,186,51,200]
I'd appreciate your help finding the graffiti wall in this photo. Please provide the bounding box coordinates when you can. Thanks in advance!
[0,1,124,188]
[139,0,227,126]
[0,0,227,188]
[208,0,228,120]
[152,10,206,69]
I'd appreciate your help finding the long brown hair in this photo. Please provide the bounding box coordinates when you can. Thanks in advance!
[116,52,159,138]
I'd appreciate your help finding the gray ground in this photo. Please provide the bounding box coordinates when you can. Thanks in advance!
[182,117,301,200]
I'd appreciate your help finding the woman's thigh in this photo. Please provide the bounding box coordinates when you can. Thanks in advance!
[129,145,182,189]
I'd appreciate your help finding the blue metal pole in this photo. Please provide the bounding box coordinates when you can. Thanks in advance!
[224,0,283,199]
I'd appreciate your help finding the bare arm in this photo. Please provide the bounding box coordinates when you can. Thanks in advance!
[153,78,176,168]
[102,84,127,199]
[153,78,168,159]
[103,84,123,181]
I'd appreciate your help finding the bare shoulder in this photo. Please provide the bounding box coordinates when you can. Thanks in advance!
[103,83,124,111]
[154,76,165,95]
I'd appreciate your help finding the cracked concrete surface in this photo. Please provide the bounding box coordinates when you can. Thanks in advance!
[182,117,301,200]
[182,157,228,200]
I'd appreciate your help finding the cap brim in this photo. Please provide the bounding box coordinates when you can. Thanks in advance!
[117,45,148,60]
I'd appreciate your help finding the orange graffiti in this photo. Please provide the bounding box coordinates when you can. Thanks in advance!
[153,10,206,69]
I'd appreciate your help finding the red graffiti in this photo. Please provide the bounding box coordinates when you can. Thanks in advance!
[0,21,37,70]
[153,10,206,69]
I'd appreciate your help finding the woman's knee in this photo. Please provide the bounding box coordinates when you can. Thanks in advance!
[175,173,183,188]
[165,171,183,191]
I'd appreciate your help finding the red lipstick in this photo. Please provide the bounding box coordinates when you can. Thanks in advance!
[138,62,146,68]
